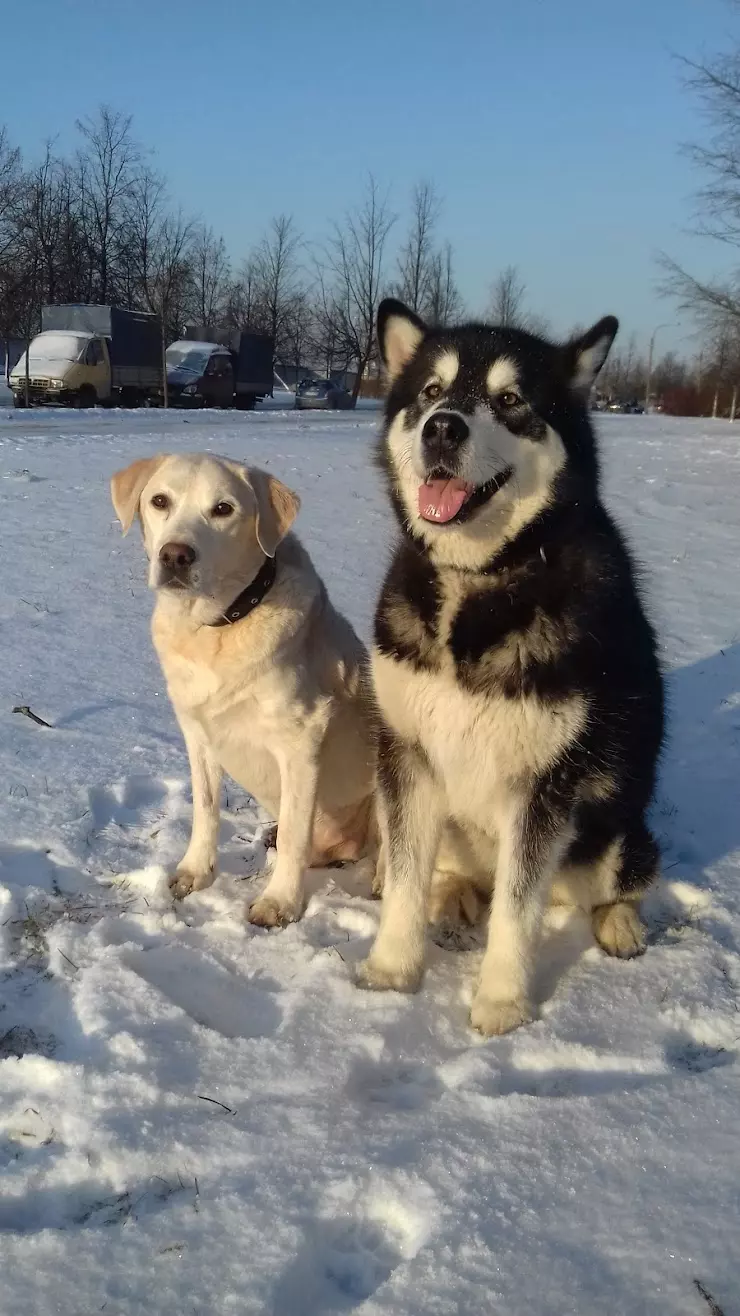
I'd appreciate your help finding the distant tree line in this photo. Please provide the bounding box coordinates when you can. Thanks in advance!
[2,100,737,413]
[0,109,468,399]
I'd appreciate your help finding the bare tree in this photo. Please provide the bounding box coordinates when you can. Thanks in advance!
[253,214,302,359]
[122,165,167,310]
[76,105,140,303]
[658,255,740,330]
[487,264,529,327]
[0,127,21,260]
[308,260,352,379]
[226,257,264,332]
[139,207,195,405]
[0,132,87,384]
[19,144,79,307]
[426,242,464,324]
[191,224,230,330]
[281,290,313,374]
[3,180,47,403]
[660,23,740,328]
[395,181,440,314]
[322,176,396,400]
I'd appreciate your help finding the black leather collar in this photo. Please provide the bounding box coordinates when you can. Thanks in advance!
[209,555,277,627]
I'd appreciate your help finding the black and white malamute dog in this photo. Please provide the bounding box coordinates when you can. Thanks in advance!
[358,299,664,1036]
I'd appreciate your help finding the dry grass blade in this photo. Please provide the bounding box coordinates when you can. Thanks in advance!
[196,1094,235,1114]
[694,1279,726,1316]
[12,705,53,729]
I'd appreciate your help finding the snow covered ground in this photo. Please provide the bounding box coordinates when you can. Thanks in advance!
[0,403,738,1316]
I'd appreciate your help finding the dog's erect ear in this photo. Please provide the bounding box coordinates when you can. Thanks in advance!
[377,299,426,382]
[110,455,167,534]
[244,467,301,558]
[565,316,619,394]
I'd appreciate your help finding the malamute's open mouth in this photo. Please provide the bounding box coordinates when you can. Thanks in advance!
[418,467,513,524]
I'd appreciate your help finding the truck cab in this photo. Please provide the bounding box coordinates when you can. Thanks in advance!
[10,330,111,407]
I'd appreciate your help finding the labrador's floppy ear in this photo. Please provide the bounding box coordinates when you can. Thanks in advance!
[110,455,167,534]
[244,467,301,558]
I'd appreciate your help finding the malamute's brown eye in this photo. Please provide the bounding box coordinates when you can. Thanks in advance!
[151,493,169,510]
[212,501,234,518]
[499,390,522,409]
[424,381,443,401]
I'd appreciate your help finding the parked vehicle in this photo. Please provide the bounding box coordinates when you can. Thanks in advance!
[10,305,162,408]
[295,377,354,410]
[166,327,274,410]
[606,399,645,415]
[166,341,234,408]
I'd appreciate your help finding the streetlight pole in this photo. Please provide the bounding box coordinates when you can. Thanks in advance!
[644,323,669,413]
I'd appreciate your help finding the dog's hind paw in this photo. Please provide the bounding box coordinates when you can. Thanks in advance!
[247,893,301,929]
[592,901,645,958]
[370,868,384,900]
[428,873,485,928]
[355,956,423,993]
[168,867,215,900]
[469,994,533,1037]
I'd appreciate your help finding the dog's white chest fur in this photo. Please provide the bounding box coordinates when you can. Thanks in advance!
[152,617,295,813]
[372,650,585,821]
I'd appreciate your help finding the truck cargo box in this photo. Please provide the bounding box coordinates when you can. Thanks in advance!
[231,331,274,393]
[42,305,162,384]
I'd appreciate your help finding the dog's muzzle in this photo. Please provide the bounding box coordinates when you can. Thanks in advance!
[421,411,470,472]
[158,540,197,587]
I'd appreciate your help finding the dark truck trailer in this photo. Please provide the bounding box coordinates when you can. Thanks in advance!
[231,331,274,409]
[178,324,274,409]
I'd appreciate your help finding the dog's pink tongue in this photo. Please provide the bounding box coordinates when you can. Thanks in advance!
[418,478,470,523]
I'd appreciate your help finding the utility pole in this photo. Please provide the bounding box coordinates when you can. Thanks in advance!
[161,315,168,409]
[644,323,669,413]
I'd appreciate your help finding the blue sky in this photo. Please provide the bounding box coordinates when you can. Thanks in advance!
[2,0,734,352]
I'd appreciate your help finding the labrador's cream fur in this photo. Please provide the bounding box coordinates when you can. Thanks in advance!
[111,452,377,926]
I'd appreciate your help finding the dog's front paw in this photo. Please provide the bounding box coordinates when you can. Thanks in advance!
[355,955,423,993]
[168,867,215,900]
[247,892,301,928]
[469,993,533,1037]
[592,901,645,958]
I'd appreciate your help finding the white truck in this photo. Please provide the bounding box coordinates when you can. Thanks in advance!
[10,304,162,408]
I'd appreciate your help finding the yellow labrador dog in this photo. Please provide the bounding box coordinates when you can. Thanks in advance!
[110,452,377,926]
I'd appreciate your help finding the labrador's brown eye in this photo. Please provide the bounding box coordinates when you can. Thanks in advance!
[212,501,234,518]
[151,493,169,510]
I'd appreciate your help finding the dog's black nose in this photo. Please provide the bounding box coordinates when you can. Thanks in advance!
[421,411,470,465]
[159,542,197,571]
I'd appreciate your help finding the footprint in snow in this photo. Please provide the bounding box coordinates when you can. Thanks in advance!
[121,943,282,1040]
[346,1057,444,1112]
[665,1029,736,1074]
[86,775,171,831]
[272,1189,430,1315]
